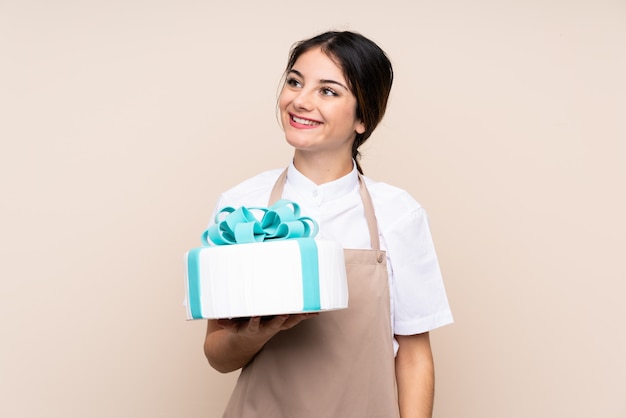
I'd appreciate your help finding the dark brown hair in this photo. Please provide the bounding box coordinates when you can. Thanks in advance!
[285,31,394,174]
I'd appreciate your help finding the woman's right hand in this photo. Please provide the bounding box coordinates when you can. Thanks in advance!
[204,314,317,373]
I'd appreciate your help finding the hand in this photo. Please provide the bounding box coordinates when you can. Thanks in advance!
[205,313,319,373]
[216,313,318,341]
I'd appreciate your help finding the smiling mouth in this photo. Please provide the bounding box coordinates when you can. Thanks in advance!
[290,114,322,126]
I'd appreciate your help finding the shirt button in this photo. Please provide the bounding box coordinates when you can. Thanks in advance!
[312,190,318,197]
[377,253,385,263]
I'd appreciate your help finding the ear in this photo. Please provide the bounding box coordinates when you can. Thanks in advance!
[355,120,366,135]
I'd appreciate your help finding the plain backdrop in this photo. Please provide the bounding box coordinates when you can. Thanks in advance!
[1,1,625,417]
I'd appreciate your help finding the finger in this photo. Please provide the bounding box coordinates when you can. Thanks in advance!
[266,315,289,330]
[246,316,261,333]
[281,313,317,329]
[216,318,240,330]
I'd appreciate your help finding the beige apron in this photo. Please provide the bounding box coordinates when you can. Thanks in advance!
[223,169,399,418]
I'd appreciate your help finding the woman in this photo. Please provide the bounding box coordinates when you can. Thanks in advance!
[204,30,453,418]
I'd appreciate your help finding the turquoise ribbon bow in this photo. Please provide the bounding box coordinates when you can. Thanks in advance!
[202,199,319,246]
[187,200,322,319]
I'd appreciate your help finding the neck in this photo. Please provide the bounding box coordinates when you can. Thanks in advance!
[292,150,354,185]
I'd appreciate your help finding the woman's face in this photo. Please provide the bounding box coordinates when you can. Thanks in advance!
[279,47,365,157]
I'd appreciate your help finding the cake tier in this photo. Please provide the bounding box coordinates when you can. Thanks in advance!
[185,238,348,319]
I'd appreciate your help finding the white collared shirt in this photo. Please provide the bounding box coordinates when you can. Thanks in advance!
[209,162,453,353]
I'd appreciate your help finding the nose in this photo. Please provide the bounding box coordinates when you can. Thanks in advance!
[292,88,314,111]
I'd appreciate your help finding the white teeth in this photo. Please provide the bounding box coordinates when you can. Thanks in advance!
[292,115,320,126]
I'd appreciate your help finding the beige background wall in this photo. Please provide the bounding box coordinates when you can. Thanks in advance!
[1,1,624,417]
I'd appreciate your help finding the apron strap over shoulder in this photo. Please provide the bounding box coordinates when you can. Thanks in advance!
[269,168,381,250]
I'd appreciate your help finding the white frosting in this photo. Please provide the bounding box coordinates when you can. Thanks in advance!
[185,239,348,319]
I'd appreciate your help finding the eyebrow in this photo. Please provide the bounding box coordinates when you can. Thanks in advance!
[288,69,349,91]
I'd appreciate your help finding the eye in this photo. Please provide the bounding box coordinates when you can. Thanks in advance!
[286,77,302,88]
[321,87,338,97]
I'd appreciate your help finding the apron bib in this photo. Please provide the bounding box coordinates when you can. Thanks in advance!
[222,169,399,418]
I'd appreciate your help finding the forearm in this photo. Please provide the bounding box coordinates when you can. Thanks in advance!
[395,333,435,418]
[204,314,316,373]
[204,320,270,373]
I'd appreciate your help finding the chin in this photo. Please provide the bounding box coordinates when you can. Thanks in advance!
[285,139,312,152]
[284,133,314,150]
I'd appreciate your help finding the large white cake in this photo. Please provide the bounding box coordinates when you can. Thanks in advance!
[184,238,348,319]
